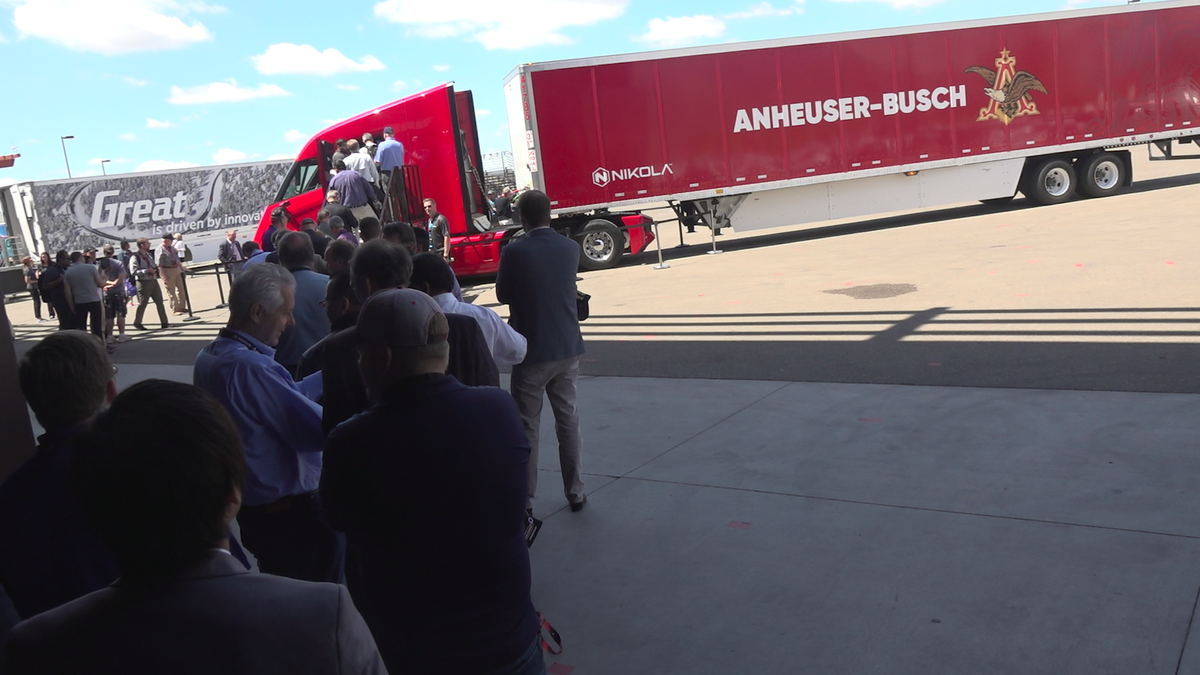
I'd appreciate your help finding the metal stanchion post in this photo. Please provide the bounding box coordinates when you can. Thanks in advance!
[653,221,670,270]
[676,217,687,249]
[179,269,200,322]
[215,266,228,309]
[706,220,723,255]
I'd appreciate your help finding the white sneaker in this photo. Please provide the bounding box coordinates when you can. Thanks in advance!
[105,335,116,345]
[118,333,130,342]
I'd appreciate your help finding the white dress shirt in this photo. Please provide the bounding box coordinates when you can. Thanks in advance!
[432,292,527,366]
[343,152,380,185]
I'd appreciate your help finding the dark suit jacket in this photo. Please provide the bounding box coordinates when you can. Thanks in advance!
[321,374,537,674]
[495,227,585,364]
[1,552,386,675]
[317,315,499,434]
[217,239,242,265]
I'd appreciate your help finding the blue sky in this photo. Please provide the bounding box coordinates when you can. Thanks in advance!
[0,0,1129,184]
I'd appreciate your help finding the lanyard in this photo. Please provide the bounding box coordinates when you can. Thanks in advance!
[218,329,261,354]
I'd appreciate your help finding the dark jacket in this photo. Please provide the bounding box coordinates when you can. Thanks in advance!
[318,314,499,434]
[321,374,537,674]
[1,552,386,675]
[0,427,120,620]
[495,227,585,364]
[323,203,359,233]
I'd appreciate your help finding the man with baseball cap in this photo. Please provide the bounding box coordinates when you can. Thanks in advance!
[320,288,541,675]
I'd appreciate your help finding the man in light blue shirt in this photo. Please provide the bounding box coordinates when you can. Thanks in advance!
[273,232,329,376]
[194,263,342,583]
[375,126,405,175]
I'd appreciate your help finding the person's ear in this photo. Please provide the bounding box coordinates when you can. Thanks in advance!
[249,302,264,324]
[224,486,242,524]
[104,378,118,405]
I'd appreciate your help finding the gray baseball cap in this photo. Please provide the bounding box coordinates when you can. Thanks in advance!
[357,288,447,347]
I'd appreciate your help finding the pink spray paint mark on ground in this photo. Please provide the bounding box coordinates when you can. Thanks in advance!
[1075,264,1084,268]
[728,521,752,529]
[1015,293,1032,297]
[1166,261,1177,265]
[547,664,576,675]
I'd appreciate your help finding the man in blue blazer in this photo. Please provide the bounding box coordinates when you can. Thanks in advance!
[496,190,588,514]
[1,380,386,675]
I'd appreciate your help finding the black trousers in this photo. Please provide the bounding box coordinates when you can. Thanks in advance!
[236,492,344,583]
[29,290,42,319]
[52,300,72,330]
[72,301,103,338]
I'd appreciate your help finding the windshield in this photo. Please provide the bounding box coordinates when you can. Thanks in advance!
[275,158,320,201]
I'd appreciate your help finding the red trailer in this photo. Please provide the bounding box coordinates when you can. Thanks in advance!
[505,0,1200,237]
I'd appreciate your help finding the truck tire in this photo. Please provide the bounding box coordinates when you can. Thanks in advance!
[577,220,622,271]
[1026,158,1076,205]
[1076,152,1124,199]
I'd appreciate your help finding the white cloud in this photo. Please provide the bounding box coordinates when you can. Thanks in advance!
[124,76,150,86]
[391,80,408,92]
[724,2,797,19]
[374,0,627,50]
[476,109,491,116]
[268,153,294,160]
[637,15,725,48]
[336,84,361,91]
[146,118,175,128]
[136,159,197,171]
[119,132,137,141]
[168,80,290,104]
[12,0,216,55]
[283,129,304,143]
[211,148,247,163]
[251,43,386,76]
[432,64,450,72]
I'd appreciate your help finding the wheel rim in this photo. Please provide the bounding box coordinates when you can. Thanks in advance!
[583,232,614,261]
[1044,167,1071,197]
[1092,160,1120,190]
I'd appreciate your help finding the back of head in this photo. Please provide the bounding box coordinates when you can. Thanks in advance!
[277,230,315,270]
[351,239,412,293]
[241,240,260,258]
[328,215,345,232]
[299,217,316,231]
[358,217,381,240]
[518,189,551,229]
[69,251,83,264]
[347,139,360,152]
[18,331,112,431]
[74,380,246,578]
[229,263,295,324]
[270,207,288,226]
[382,221,415,247]
[409,252,456,296]
[335,159,347,171]
[325,239,356,267]
[327,270,358,308]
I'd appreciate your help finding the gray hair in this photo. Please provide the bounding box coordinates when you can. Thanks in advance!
[229,264,295,323]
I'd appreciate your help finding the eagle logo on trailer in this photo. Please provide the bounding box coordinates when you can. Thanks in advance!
[965,49,1048,125]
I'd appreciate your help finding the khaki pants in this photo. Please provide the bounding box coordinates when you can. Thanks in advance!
[510,355,586,510]
[161,266,187,313]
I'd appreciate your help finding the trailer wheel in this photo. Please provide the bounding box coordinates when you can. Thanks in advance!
[577,220,622,271]
[1027,158,1076,205]
[1076,153,1124,198]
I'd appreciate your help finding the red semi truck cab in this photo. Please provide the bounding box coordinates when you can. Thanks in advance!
[256,83,655,277]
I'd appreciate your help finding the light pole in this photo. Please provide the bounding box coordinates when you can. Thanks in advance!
[59,135,74,178]
[100,159,111,176]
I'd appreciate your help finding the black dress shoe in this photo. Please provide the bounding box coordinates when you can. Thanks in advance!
[569,495,587,512]
[133,323,147,330]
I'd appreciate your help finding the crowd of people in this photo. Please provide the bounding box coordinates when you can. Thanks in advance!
[20,232,194,351]
[0,190,590,675]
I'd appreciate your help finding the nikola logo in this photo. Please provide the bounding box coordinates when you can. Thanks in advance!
[592,164,673,187]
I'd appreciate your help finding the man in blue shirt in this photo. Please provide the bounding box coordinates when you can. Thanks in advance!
[273,232,329,377]
[194,264,342,583]
[374,126,405,176]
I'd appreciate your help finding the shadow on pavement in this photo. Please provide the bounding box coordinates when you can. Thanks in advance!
[578,306,1200,394]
